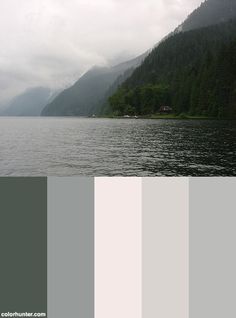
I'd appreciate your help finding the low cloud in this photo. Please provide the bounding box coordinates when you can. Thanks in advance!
[0,0,202,103]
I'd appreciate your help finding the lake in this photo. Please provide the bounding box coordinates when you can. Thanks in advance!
[0,117,235,176]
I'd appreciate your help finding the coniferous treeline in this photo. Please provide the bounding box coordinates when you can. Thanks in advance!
[181,0,236,32]
[107,19,236,118]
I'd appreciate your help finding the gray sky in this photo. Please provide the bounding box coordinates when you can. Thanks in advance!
[0,0,202,103]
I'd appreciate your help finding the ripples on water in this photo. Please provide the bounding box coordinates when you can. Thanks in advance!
[0,117,235,176]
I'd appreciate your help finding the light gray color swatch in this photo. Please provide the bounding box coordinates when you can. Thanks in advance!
[48,177,94,318]
[142,178,189,318]
[190,178,236,318]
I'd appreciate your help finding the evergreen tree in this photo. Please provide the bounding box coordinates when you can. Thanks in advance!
[106,19,236,119]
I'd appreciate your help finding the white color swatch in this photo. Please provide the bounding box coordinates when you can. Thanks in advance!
[95,177,142,318]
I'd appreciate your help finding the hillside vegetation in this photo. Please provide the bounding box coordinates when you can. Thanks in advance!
[107,20,236,118]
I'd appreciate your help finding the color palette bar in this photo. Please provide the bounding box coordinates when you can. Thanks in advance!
[190,178,236,318]
[95,178,142,318]
[0,178,47,314]
[143,178,189,318]
[0,177,235,318]
[48,178,94,318]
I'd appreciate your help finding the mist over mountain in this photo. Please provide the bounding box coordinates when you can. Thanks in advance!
[41,53,147,116]
[42,0,236,118]
[1,87,52,116]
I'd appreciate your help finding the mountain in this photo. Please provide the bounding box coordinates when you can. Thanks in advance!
[41,53,147,116]
[108,19,236,119]
[42,0,236,118]
[0,87,52,116]
[98,66,138,115]
[180,0,236,32]
[107,0,236,118]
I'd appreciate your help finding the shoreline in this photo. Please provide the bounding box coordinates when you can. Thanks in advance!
[98,114,215,120]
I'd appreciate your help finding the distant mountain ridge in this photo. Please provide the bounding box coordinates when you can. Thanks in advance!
[41,53,148,116]
[0,87,52,116]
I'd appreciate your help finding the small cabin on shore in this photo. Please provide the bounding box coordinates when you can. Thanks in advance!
[159,106,173,114]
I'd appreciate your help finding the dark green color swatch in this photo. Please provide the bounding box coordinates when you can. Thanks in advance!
[0,178,47,315]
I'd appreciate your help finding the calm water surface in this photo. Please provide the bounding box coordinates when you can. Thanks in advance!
[0,117,235,176]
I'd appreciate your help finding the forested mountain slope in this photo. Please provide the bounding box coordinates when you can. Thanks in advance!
[41,53,147,116]
[181,0,236,31]
[42,0,236,117]
[108,20,236,118]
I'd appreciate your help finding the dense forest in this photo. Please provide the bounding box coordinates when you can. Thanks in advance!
[180,0,236,32]
[107,19,236,118]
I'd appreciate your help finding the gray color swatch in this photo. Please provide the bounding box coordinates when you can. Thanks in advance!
[190,178,236,318]
[48,177,94,318]
[0,177,47,314]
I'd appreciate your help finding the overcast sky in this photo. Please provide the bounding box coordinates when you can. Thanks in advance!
[0,0,203,103]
